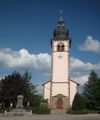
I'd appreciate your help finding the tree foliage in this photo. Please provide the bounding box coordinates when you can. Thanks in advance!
[72,93,86,110]
[0,71,38,108]
[83,70,100,109]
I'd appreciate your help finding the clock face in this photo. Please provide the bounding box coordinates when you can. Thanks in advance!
[58,53,63,59]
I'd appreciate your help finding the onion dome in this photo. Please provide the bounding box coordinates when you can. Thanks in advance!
[53,15,69,39]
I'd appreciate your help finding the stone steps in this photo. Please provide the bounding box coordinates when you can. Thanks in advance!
[5,109,32,116]
[51,109,66,115]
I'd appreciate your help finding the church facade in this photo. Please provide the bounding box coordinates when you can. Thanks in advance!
[42,15,79,112]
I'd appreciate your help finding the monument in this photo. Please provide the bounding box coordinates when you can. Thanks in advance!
[16,95,24,108]
[6,95,32,116]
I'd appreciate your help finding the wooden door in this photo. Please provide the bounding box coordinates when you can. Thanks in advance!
[56,98,63,109]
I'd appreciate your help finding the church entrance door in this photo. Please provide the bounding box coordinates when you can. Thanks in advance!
[56,98,63,109]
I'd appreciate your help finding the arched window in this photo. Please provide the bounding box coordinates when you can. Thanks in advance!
[57,43,64,52]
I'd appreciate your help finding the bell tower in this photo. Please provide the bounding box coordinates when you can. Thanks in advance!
[50,13,71,111]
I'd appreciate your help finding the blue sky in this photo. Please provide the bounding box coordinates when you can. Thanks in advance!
[0,0,100,93]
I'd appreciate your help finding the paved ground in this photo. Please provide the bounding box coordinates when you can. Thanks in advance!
[0,114,100,120]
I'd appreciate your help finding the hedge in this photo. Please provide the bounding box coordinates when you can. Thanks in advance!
[32,107,50,114]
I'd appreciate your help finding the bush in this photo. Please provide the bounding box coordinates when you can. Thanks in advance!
[67,109,100,114]
[67,109,88,114]
[32,107,50,114]
[0,109,3,113]
[87,110,99,113]
[0,108,7,113]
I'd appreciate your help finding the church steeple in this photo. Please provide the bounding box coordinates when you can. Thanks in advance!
[43,12,78,113]
[53,11,69,40]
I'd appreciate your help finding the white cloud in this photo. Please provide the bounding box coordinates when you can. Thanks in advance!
[0,48,51,73]
[71,75,89,85]
[0,48,100,86]
[70,57,92,71]
[79,36,100,54]
[70,57,100,85]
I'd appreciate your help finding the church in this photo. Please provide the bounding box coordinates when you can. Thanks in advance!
[42,14,79,113]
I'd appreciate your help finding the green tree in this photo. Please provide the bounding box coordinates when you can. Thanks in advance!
[83,70,100,109]
[72,93,86,110]
[0,71,38,108]
[95,78,100,108]
[21,71,37,107]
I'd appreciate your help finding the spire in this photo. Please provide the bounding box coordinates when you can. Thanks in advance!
[53,10,69,39]
[58,9,65,26]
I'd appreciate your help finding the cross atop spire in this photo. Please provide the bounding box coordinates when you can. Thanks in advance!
[59,9,63,15]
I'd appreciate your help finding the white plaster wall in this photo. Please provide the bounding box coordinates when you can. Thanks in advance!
[43,80,78,106]
[43,82,50,104]
[52,83,69,96]
[52,40,70,83]
[70,81,77,106]
[52,52,69,82]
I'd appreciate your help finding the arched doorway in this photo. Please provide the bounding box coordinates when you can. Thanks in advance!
[56,98,63,109]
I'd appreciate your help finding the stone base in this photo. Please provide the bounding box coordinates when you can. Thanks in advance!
[6,108,32,116]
